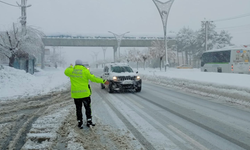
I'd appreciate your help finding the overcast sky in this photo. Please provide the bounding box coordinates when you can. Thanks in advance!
[1,0,250,64]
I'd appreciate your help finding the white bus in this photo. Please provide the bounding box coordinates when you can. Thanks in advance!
[201,47,250,74]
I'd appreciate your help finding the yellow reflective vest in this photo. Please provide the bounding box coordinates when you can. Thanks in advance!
[64,65,106,98]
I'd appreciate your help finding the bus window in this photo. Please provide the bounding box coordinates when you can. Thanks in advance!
[201,48,250,74]
[201,50,230,66]
[215,51,230,63]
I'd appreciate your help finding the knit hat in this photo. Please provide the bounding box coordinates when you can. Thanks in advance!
[75,59,83,65]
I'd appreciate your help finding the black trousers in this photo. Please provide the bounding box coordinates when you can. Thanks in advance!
[74,97,92,122]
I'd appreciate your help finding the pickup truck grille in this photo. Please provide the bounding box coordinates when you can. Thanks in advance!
[118,76,135,81]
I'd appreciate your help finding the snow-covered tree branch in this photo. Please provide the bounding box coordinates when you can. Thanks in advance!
[140,48,151,70]
[149,40,165,70]
[0,24,45,67]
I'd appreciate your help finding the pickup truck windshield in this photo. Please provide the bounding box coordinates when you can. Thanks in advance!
[111,66,133,73]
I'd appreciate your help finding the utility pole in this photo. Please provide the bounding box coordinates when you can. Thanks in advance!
[17,0,31,33]
[202,20,213,51]
[205,21,208,51]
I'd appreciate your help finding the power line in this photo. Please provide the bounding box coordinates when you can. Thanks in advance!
[214,27,250,34]
[0,0,19,7]
[213,12,250,22]
[228,30,250,35]
[215,24,250,30]
[215,28,250,33]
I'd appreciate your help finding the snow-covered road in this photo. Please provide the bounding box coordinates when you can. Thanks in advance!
[92,80,250,150]
[0,89,144,150]
[1,66,250,149]
[0,90,72,149]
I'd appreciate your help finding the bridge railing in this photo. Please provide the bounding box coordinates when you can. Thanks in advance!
[44,35,175,40]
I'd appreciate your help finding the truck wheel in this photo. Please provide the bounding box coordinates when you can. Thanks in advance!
[101,83,105,89]
[108,83,114,93]
[136,86,141,92]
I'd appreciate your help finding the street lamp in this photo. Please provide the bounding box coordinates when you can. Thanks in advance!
[102,47,108,61]
[108,31,129,62]
[92,51,99,68]
[152,0,174,71]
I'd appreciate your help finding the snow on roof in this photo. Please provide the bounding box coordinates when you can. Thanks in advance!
[205,47,250,52]
[106,62,130,67]
[45,32,176,37]
[44,32,176,40]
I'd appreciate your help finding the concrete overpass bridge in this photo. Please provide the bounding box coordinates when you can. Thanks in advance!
[42,34,176,62]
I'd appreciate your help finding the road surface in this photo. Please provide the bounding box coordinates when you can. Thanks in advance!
[0,70,249,150]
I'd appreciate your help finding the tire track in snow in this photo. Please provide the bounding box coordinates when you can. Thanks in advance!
[134,93,250,150]
[0,89,72,149]
[95,88,156,150]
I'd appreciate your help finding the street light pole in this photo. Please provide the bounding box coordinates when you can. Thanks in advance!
[152,0,174,71]
[102,47,107,67]
[102,47,107,61]
[108,31,129,62]
[92,51,99,68]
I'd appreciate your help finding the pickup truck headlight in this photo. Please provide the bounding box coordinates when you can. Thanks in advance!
[136,76,140,80]
[113,76,118,81]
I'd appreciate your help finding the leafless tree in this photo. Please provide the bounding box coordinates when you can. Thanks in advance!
[0,24,21,66]
[140,48,151,70]
[128,48,142,70]
[149,40,165,70]
[0,23,44,67]
[49,47,67,68]
[120,49,132,63]
[149,39,177,70]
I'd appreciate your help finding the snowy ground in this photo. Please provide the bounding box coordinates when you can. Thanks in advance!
[0,65,250,149]
[1,65,250,105]
[0,66,69,100]
[137,67,250,107]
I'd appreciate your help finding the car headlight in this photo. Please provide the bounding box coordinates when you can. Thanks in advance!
[136,76,140,80]
[113,76,118,81]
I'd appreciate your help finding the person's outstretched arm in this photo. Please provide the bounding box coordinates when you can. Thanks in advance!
[87,70,109,84]
[64,64,73,77]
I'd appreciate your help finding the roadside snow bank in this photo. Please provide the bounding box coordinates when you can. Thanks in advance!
[138,68,250,107]
[0,66,69,101]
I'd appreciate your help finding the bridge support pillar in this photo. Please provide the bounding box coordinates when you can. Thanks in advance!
[113,46,118,62]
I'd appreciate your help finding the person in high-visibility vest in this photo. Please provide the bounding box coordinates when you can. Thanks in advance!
[64,59,109,129]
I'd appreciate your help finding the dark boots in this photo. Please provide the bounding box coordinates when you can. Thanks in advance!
[78,120,83,129]
[86,118,95,127]
[78,119,95,128]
